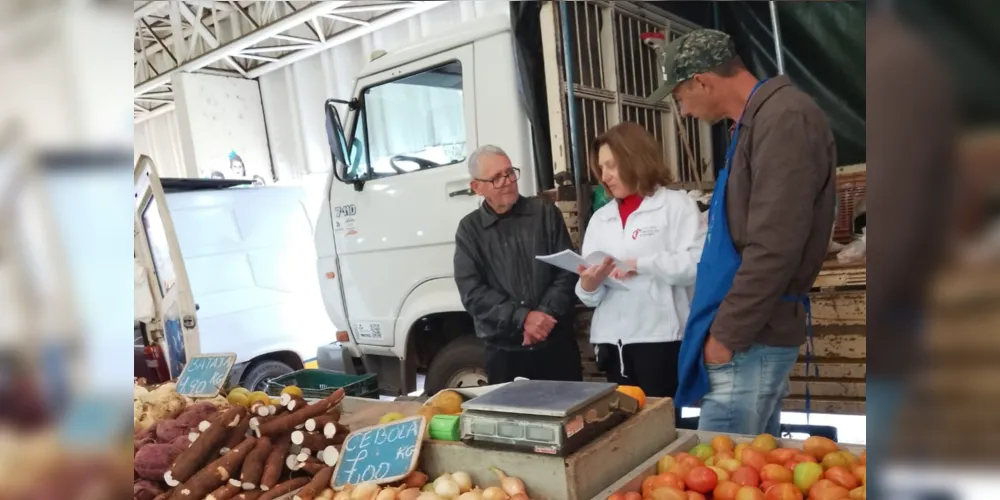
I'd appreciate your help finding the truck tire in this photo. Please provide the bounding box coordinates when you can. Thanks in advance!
[241,360,295,391]
[424,336,488,395]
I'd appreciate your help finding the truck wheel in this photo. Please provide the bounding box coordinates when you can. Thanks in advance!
[424,336,488,395]
[241,360,294,391]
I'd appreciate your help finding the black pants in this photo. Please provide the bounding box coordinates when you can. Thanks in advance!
[485,334,583,384]
[598,341,683,423]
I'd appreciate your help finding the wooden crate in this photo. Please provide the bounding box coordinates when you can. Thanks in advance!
[592,429,866,500]
[420,397,678,500]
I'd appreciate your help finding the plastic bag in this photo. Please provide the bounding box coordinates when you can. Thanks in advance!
[837,229,866,264]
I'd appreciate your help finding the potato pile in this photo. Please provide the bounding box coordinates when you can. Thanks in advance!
[133,387,350,500]
[134,379,228,433]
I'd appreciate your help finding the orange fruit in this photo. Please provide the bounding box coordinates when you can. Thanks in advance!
[617,385,646,409]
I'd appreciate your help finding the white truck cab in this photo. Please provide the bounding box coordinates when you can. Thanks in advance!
[134,157,337,390]
[315,15,540,395]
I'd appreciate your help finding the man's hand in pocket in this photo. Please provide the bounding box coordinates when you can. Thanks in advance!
[704,335,733,365]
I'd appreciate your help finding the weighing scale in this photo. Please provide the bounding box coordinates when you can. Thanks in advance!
[459,380,639,457]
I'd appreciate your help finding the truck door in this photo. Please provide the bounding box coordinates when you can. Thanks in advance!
[325,45,478,349]
[134,155,201,378]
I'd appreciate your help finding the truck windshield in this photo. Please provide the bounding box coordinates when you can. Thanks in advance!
[346,60,466,180]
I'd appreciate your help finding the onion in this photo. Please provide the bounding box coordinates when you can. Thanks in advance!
[334,491,352,500]
[376,488,399,500]
[450,472,473,493]
[434,474,454,487]
[458,490,484,500]
[489,468,526,497]
[398,488,422,500]
[416,493,443,500]
[481,487,509,500]
[351,483,381,500]
[434,478,461,499]
[403,471,429,489]
[509,494,529,500]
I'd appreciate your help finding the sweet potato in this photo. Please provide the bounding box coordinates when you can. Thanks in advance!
[176,402,219,428]
[134,443,184,480]
[155,419,190,444]
[134,479,165,500]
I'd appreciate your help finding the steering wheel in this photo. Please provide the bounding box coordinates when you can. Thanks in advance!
[389,155,442,173]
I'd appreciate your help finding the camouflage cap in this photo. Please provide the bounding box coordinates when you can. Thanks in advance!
[647,29,737,104]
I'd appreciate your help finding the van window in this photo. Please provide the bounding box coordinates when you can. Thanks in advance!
[346,60,466,181]
[140,198,176,297]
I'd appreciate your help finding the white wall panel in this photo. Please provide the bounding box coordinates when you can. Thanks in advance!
[174,73,273,182]
[134,111,187,178]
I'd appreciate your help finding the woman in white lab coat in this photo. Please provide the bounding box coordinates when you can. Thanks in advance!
[576,122,706,400]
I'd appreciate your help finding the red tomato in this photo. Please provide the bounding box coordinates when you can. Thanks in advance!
[686,492,707,500]
[641,475,658,497]
[824,465,860,490]
[714,480,742,500]
[809,485,851,500]
[792,453,817,464]
[668,462,693,481]
[783,460,799,472]
[762,482,803,500]
[734,486,766,500]
[741,448,769,472]
[684,466,719,494]
[681,455,705,469]
[767,448,797,465]
[607,494,626,500]
[731,466,761,488]
[649,487,686,500]
[759,480,778,492]
[808,479,837,498]
[623,493,641,500]
[653,472,686,491]
[760,464,793,484]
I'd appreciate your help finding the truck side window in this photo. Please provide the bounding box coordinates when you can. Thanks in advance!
[346,60,466,181]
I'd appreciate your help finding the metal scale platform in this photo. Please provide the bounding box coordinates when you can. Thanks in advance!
[459,380,639,457]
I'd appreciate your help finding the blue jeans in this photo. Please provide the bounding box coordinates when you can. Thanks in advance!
[698,343,799,435]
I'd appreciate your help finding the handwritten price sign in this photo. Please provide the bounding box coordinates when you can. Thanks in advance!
[332,416,426,489]
[175,353,237,398]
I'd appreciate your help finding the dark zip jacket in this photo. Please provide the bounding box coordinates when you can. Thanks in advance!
[454,196,577,350]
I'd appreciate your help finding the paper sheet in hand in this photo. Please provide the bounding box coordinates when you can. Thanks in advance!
[536,250,631,290]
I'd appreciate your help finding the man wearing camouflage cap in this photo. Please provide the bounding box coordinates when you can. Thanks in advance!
[663,30,836,435]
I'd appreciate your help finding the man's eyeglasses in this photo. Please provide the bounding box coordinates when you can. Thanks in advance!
[476,167,520,188]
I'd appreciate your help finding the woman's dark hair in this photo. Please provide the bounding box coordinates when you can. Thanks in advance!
[589,122,674,197]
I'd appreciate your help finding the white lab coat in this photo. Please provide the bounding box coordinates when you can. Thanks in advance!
[575,187,706,349]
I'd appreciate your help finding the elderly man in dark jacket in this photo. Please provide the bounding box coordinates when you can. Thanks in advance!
[454,145,583,384]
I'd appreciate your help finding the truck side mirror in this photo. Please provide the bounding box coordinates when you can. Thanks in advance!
[324,100,351,183]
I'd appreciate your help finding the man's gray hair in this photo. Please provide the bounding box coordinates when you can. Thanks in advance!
[468,144,509,178]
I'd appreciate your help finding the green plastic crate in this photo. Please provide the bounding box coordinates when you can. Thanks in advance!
[264,369,379,399]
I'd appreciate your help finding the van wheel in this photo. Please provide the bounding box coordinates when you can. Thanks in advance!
[241,360,295,391]
[424,336,488,395]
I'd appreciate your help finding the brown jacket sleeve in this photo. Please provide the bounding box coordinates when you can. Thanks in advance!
[711,111,827,352]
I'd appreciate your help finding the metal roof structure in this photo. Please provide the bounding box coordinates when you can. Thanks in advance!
[133,0,448,123]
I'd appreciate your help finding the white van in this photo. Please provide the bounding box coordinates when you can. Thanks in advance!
[134,157,336,390]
